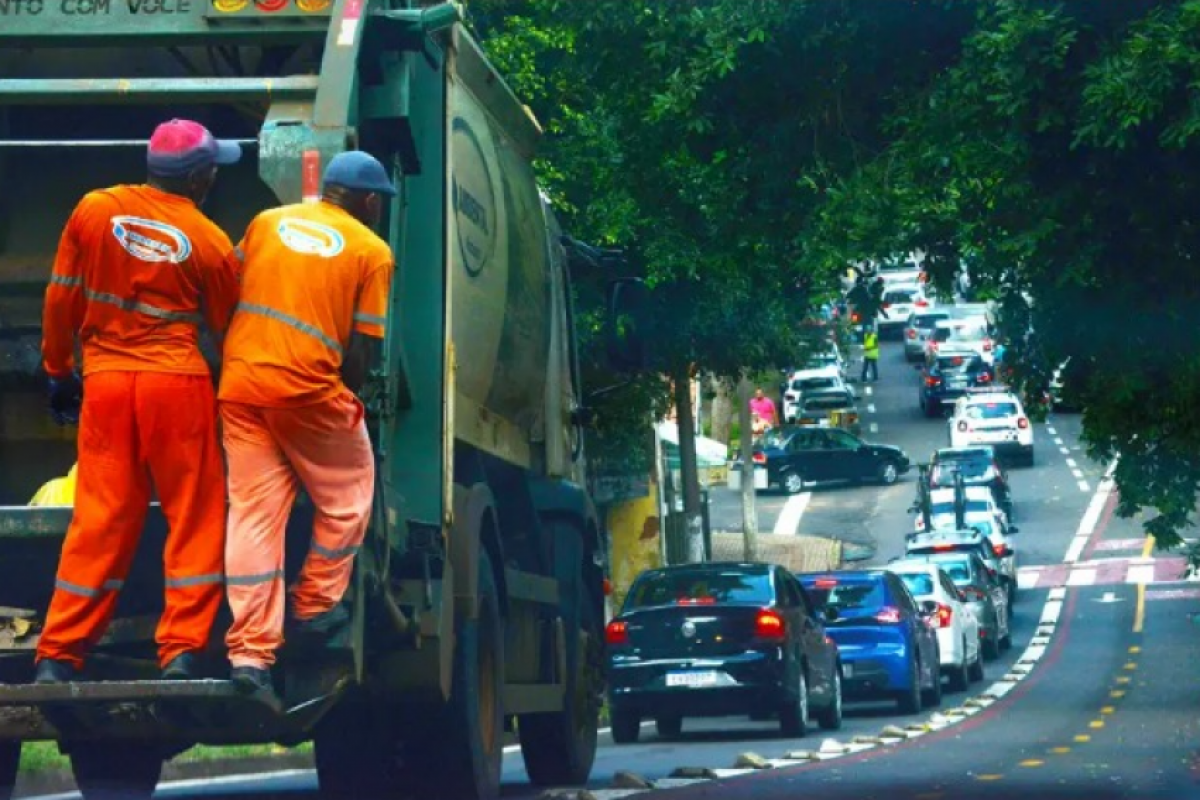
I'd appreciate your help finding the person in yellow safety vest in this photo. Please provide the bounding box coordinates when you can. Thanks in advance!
[861,328,880,383]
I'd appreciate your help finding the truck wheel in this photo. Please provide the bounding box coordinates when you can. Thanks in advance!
[69,743,162,800]
[314,697,403,799]
[0,742,18,800]
[519,565,602,785]
[425,551,505,800]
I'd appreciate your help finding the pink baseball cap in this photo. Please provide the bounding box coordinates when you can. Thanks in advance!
[147,119,242,178]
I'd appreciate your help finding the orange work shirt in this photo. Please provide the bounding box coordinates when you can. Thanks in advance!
[218,200,394,408]
[41,185,242,378]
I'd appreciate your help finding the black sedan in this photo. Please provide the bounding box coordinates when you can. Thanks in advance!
[754,426,911,494]
[606,562,844,743]
[917,347,995,417]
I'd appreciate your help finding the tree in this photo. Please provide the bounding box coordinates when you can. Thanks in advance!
[804,1,1200,559]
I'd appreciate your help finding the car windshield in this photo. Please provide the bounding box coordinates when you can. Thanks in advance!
[793,377,839,392]
[885,289,916,303]
[803,579,885,611]
[626,569,772,609]
[950,326,988,342]
[804,395,852,412]
[930,500,990,515]
[929,559,973,583]
[965,402,1019,419]
[897,573,934,597]
[762,429,791,449]
[936,354,984,371]
[912,313,950,329]
[935,449,993,474]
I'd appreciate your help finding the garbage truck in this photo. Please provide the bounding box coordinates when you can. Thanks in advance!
[0,1,646,797]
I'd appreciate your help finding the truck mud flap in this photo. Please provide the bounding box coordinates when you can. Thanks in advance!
[0,676,351,746]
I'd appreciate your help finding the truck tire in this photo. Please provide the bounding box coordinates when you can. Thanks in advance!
[69,743,162,800]
[313,697,403,799]
[518,563,602,786]
[0,742,18,800]
[422,550,505,800]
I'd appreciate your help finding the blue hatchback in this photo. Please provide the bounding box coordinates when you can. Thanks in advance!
[798,570,941,714]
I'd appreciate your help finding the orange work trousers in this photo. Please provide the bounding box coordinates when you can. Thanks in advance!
[221,391,374,670]
[36,372,227,671]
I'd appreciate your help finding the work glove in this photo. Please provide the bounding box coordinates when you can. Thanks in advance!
[47,372,84,426]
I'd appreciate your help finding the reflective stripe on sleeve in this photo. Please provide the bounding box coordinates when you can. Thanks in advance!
[352,311,387,327]
[235,302,344,354]
[226,569,284,587]
[50,274,83,289]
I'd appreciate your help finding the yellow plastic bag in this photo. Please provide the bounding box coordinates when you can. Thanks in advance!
[28,463,78,507]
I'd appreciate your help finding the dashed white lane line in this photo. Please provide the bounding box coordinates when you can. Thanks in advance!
[1071,468,1084,480]
[864,385,873,396]
[1078,480,1090,493]
[1059,446,1071,455]
[869,422,879,433]
[1066,458,1077,468]
[773,492,812,536]
[867,404,877,413]
[1047,426,1057,435]
[1054,437,1065,446]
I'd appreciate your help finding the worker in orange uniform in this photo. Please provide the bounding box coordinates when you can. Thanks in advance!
[36,119,243,684]
[219,151,396,702]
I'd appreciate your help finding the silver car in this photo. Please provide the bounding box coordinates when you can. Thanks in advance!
[904,309,952,361]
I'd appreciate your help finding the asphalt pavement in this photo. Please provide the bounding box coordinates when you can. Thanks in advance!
[22,337,1200,800]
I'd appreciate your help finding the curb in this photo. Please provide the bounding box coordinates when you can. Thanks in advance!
[14,752,315,799]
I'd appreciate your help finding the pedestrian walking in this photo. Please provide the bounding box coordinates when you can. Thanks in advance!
[35,119,243,684]
[218,151,396,705]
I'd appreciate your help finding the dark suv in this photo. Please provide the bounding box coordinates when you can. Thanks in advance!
[918,348,995,418]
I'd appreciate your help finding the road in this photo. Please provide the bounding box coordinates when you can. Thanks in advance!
[23,337,1200,800]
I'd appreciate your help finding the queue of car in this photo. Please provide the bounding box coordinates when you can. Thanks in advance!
[605,290,1037,743]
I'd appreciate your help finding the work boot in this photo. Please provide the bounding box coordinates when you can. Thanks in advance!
[285,604,351,650]
[161,652,198,681]
[34,659,78,684]
[230,666,282,712]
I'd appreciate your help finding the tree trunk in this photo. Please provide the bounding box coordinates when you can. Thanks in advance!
[738,376,759,561]
[709,378,734,445]
[673,366,706,563]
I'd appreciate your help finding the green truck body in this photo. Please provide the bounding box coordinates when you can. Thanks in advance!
[0,3,625,797]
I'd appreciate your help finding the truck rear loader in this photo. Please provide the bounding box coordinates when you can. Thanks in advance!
[0,1,644,797]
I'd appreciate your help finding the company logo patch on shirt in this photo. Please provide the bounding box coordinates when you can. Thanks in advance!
[111,216,193,263]
[277,218,345,258]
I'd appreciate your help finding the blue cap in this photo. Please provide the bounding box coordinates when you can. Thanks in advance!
[322,151,398,197]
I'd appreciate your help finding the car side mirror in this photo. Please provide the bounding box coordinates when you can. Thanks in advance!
[1007,526,1020,534]
[920,599,939,615]
[823,606,839,622]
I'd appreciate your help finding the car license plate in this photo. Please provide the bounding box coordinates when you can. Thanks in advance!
[666,671,720,688]
[842,664,854,678]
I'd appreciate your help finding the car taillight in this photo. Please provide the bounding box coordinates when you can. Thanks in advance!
[605,620,629,646]
[933,544,955,552]
[957,421,969,432]
[925,376,941,387]
[851,313,861,323]
[1017,418,1029,429]
[935,603,953,629]
[915,300,928,307]
[753,452,766,465]
[907,329,917,340]
[978,372,991,383]
[993,543,1006,556]
[875,607,903,624]
[882,302,892,310]
[755,609,786,640]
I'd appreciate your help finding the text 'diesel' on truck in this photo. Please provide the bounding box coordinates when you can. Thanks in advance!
[0,2,649,798]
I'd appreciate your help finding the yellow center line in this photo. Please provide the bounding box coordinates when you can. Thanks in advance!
[1123,662,1138,671]
[1115,676,1131,684]
[1019,759,1045,768]
[1074,734,1091,742]
[1089,720,1105,729]
[976,774,1005,782]
[1128,645,1141,654]
[1101,706,1116,714]
[1049,746,1072,754]
[1134,535,1155,633]
[1110,690,1126,698]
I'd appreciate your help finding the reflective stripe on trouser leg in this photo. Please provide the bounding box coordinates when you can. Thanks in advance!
[136,373,228,667]
[221,401,299,670]
[271,391,375,620]
[37,372,153,670]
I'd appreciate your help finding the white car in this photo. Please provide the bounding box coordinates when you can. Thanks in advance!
[912,509,1020,600]
[948,388,1035,466]
[783,368,855,422]
[887,562,984,692]
[925,319,996,365]
[878,282,934,333]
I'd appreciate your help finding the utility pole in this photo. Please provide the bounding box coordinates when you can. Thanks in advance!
[673,365,706,563]
[738,375,759,561]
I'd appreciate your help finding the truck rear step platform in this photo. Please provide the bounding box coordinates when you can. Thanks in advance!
[0,678,348,745]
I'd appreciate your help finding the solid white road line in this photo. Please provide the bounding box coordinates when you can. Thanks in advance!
[1063,468,1117,563]
[773,491,812,536]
